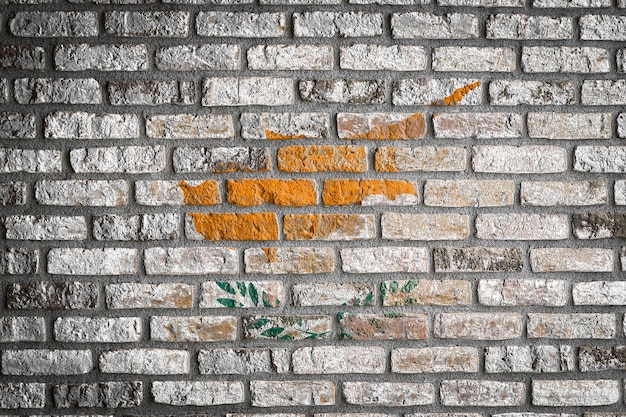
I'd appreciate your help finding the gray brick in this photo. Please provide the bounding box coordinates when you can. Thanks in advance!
[616,180,626,204]
[156,45,240,70]
[340,45,425,71]
[293,346,385,374]
[48,248,138,275]
[438,0,523,4]
[152,381,244,406]
[523,181,607,206]
[618,49,626,72]
[173,147,271,173]
[35,180,128,206]
[147,114,233,139]
[10,12,98,37]
[0,248,38,275]
[53,381,142,408]
[476,213,569,240]
[0,112,36,138]
[433,113,522,139]
[534,0,609,5]
[241,112,330,140]
[145,247,238,275]
[108,80,195,105]
[528,313,616,339]
[197,12,285,37]
[300,79,385,104]
[434,313,523,340]
[473,145,567,173]
[105,11,189,37]
[251,381,335,406]
[574,146,626,172]
[203,77,293,106]
[342,382,434,406]
[105,283,193,309]
[15,78,101,104]
[7,281,97,309]
[478,279,568,306]
[580,15,626,40]
[485,346,574,373]
[440,380,525,406]
[5,215,87,240]
[392,13,478,39]
[55,44,148,71]
[45,111,139,139]
[573,281,626,305]
[522,47,609,73]
[579,346,626,371]
[151,316,237,342]
[0,182,26,206]
[490,80,575,105]
[70,145,165,173]
[292,282,375,306]
[0,79,6,103]
[582,80,626,105]
[54,317,141,342]
[393,78,482,106]
[99,349,189,374]
[528,112,611,139]
[532,380,619,406]
[294,12,382,37]
[199,348,288,374]
[619,113,626,138]
[93,214,179,241]
[341,246,428,273]
[434,247,523,272]
[0,46,45,70]
[0,383,45,409]
[2,350,92,375]
[0,148,61,173]
[0,317,45,342]
[433,47,515,72]
[487,14,572,39]
[249,45,333,70]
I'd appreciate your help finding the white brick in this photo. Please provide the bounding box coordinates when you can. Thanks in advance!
[5,216,87,240]
[433,47,515,72]
[473,146,567,173]
[487,14,572,39]
[292,347,385,374]
[202,77,293,106]
[197,12,285,37]
[490,80,575,105]
[145,247,238,275]
[55,44,148,71]
[294,12,382,37]
[522,47,609,73]
[340,45,426,71]
[476,214,569,240]
[100,349,189,374]
[580,15,626,40]
[35,180,128,206]
[531,248,613,272]
[70,145,165,173]
[532,380,619,406]
[573,281,626,305]
[341,247,429,273]
[45,112,139,139]
[152,381,244,405]
[392,13,478,39]
[248,45,333,70]
[0,148,61,173]
[48,248,138,275]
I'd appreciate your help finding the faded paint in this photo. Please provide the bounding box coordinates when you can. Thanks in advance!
[339,113,426,140]
[323,179,417,206]
[179,180,220,205]
[431,81,481,106]
[265,130,307,140]
[227,179,316,206]
[278,146,367,173]
[188,212,279,241]
[284,214,374,240]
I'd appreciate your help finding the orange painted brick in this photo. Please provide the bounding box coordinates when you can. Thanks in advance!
[337,113,426,140]
[339,312,428,340]
[284,214,375,241]
[185,212,278,241]
[323,179,418,206]
[277,146,367,173]
[227,179,316,207]
[179,180,220,205]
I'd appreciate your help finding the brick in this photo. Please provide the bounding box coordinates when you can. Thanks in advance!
[523,47,609,73]
[473,145,567,173]
[490,80,575,105]
[292,282,375,306]
[532,380,619,406]
[382,279,471,306]
[228,179,316,207]
[54,317,141,342]
[106,283,193,309]
[434,313,522,340]
[5,215,86,241]
[382,213,470,240]
[433,112,522,139]
[339,312,428,340]
[582,80,626,105]
[619,114,626,137]
[105,11,189,37]
[572,212,626,239]
[340,45,426,71]
[244,247,333,274]
[0,383,45,409]
[279,146,366,173]
[0,317,45,342]
[100,349,189,374]
[433,47,515,72]
[0,112,36,138]
[55,44,148,71]
[573,281,626,305]
[342,382,434,406]
[294,12,382,37]
[338,113,426,140]
[440,380,525,407]
[575,146,626,172]
[2,350,92,375]
[0,79,6,103]
[300,79,385,104]
[241,112,330,140]
[532,248,613,272]
[476,214,569,240]
[185,212,279,241]
[293,346,385,374]
[425,180,514,207]
[619,50,626,72]
[392,347,479,373]
[152,381,243,406]
[486,346,574,373]
[0,46,45,70]
[203,77,292,106]
[156,45,240,70]
[407,414,483,417]
[528,313,615,339]
[579,346,626,371]
[487,14,572,39]
[146,114,234,139]
[197,12,285,37]
[45,112,139,139]
[478,279,567,306]
[375,147,466,172]
[0,182,26,206]
[531,113,611,140]
[393,78,482,105]
[10,12,98,37]
[136,180,220,206]
[199,348,288,374]
[35,180,128,206]
[522,181,607,206]
[15,78,101,104]
[145,247,237,275]
[250,381,335,407]
[0,248,38,275]
[324,179,418,206]
[150,316,237,342]
[108,80,195,105]
[439,0,523,4]
[434,246,523,273]
[70,145,165,173]
[580,15,626,40]
[48,248,138,275]
[534,0,610,5]
[53,381,142,408]
[284,214,375,240]
[7,281,97,309]
[0,148,61,173]
[392,13,479,39]
[200,281,283,308]
[93,213,179,241]
[248,45,333,70]
[342,247,428,273]
[243,315,332,340]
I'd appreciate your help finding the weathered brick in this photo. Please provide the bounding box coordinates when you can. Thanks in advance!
[48,248,138,275]
[339,312,428,340]
[294,12,382,37]
[478,279,567,306]
[36,180,128,206]
[197,12,285,37]
[244,247,333,274]
[324,179,418,206]
[249,45,333,70]
[342,382,434,406]
[434,313,523,340]
[393,78,482,105]
[440,380,525,406]
[489,80,575,105]
[619,50,626,72]
[523,47,609,73]
[528,313,615,339]
[244,315,332,340]
[150,316,237,341]
[532,380,619,406]
[580,15,626,40]
[186,212,279,241]
[70,145,165,173]
[575,146,626,172]
[0,383,45,409]
[5,215,86,241]
[0,79,6,103]
[7,281,97,309]
[55,44,148,71]
[278,146,366,173]
[136,180,219,206]
[433,47,515,72]
[0,112,36,139]
[534,0,610,5]
[486,346,574,373]
[108,80,195,105]
[10,12,98,37]
[425,179,514,207]
[241,112,330,140]
[45,111,139,139]
[0,248,38,275]
[292,282,375,306]
[522,181,607,206]
[100,349,189,374]
[434,246,523,273]
[407,414,483,417]
[583,80,626,105]
[473,145,567,173]
[200,281,283,308]
[392,347,479,373]
[487,14,572,39]
[54,381,142,408]
[152,381,244,406]
[228,179,316,206]
[0,46,45,70]
[572,212,626,239]
[199,348,288,374]
[203,77,292,106]
[54,317,141,342]
[375,147,467,172]
[93,213,179,241]
[433,112,522,139]
[529,113,611,140]
[106,283,193,309]
[284,214,375,240]
[15,78,101,104]
[342,247,428,274]
[338,113,426,140]
[382,213,469,240]
[439,0,523,4]
[251,381,335,406]
[147,114,233,139]
[340,45,426,71]
[105,11,189,37]
[156,45,240,70]
[145,247,237,275]
[392,13,478,39]
[476,214,569,240]
[382,279,471,306]
[293,346,385,374]
[300,79,385,104]
[2,350,92,375]
[0,182,26,206]
[619,114,626,138]
[531,248,613,272]
[573,281,626,305]
[0,317,45,342]
[0,148,61,173]
[579,346,626,371]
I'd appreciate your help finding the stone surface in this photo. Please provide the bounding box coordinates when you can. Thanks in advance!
[433,112,522,139]
[486,346,574,373]
[337,113,426,140]
[531,248,613,272]
[147,114,233,139]
[579,346,626,371]
[0,182,26,206]
[55,44,149,71]
[241,112,330,140]
[299,79,385,104]
[45,112,139,139]
[144,247,238,275]
[573,281,626,305]
[392,13,478,39]
[292,347,385,374]
[580,15,626,40]
[203,77,293,106]
[48,248,138,275]
[152,381,244,406]
[294,12,382,37]
[249,45,333,70]
[7,281,97,309]
[53,382,142,408]
[156,45,240,70]
[251,381,335,406]
[532,380,619,406]
[0,112,36,138]
[522,47,609,73]
[478,279,567,306]
[0,46,45,70]
[382,213,470,240]
[292,282,375,306]
[432,47,515,72]
[0,248,39,275]
[70,145,165,173]
[376,147,467,172]
[106,283,193,309]
[582,80,626,105]
[93,213,179,241]
[0,383,45,409]
[0,317,45,342]
[35,180,128,206]
[108,80,195,105]
[522,181,607,206]
[200,281,283,308]
[197,12,285,37]
[434,246,523,272]
[15,78,101,104]
[489,80,575,105]
[440,380,525,407]
[0,148,61,173]
[473,146,567,173]
[575,146,626,172]
[341,247,428,273]
[339,313,428,340]
[434,313,523,340]
[476,214,569,240]
[199,348,288,374]
[10,11,98,37]
[54,317,141,342]
[151,316,237,342]
[382,279,471,306]
[244,247,333,274]
[529,112,611,139]
[243,315,332,340]
[572,212,626,239]
[340,45,426,71]
[99,349,189,374]
[528,313,615,339]
[342,382,434,406]
[487,14,572,39]
[393,78,482,105]
[105,11,189,37]
[425,180,514,207]
[392,347,479,373]
[5,215,87,240]
[2,350,92,375]
[284,214,375,240]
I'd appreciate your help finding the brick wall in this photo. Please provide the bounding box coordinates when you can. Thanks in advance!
[0,0,625,415]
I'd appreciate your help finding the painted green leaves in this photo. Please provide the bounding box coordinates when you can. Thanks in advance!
[244,315,332,340]
[381,279,471,306]
[201,281,284,308]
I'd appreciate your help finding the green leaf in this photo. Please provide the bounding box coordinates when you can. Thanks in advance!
[216,281,236,295]
[402,280,417,293]
[217,298,242,308]
[337,311,345,320]
[380,282,387,298]
[305,331,329,339]
[262,291,274,307]
[363,292,374,306]
[237,282,247,297]
[297,317,303,327]
[389,281,399,293]
[261,327,284,338]
[340,332,353,340]
[249,283,259,306]
[279,334,294,340]
[247,318,270,329]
